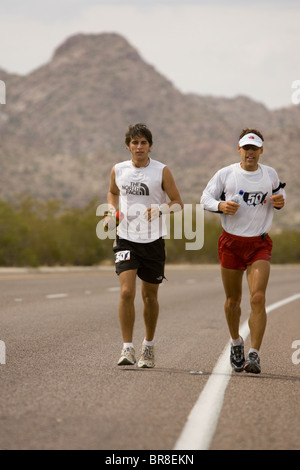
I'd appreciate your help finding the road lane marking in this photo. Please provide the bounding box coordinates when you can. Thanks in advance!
[107,287,120,292]
[46,293,68,299]
[174,293,300,450]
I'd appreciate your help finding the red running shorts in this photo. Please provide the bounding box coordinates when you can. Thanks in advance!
[218,231,273,271]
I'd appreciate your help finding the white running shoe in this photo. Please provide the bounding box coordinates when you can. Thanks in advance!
[117,346,136,366]
[138,344,155,368]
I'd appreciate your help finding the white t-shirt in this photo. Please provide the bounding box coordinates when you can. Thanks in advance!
[200,162,286,237]
[115,158,168,243]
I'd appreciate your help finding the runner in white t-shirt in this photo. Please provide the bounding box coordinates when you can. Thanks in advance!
[105,123,183,368]
[201,128,286,374]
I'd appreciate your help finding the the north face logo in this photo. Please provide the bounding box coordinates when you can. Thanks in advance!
[122,182,150,195]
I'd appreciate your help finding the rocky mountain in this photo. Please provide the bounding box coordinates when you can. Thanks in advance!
[0,33,299,228]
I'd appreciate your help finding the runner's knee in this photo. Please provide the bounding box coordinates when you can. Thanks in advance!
[142,292,158,306]
[120,287,135,303]
[250,291,265,309]
[225,296,241,312]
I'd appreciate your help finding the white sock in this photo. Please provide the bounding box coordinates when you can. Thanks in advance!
[143,338,154,347]
[231,336,243,346]
[249,348,259,355]
[123,342,134,349]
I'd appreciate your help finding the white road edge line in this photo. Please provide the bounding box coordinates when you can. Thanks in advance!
[46,293,68,299]
[173,293,300,451]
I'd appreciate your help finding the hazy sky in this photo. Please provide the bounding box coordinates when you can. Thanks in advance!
[1,0,299,109]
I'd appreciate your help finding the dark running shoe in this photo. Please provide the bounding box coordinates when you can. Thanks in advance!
[244,351,261,374]
[230,338,245,372]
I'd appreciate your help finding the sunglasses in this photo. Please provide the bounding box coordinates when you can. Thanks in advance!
[242,145,260,151]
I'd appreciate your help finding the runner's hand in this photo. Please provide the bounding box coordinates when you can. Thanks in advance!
[218,201,240,215]
[103,209,117,231]
[270,194,285,208]
[143,206,160,222]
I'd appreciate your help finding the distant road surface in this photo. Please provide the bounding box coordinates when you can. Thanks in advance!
[0,265,299,450]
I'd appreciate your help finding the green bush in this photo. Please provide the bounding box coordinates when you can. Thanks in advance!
[0,196,108,266]
[0,196,299,266]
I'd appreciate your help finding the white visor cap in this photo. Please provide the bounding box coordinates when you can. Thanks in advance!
[239,133,263,148]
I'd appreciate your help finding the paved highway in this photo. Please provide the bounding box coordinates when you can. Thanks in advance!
[0,265,299,450]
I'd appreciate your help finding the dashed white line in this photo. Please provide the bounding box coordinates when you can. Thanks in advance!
[107,287,120,292]
[46,293,68,299]
[174,293,300,450]
[14,290,93,303]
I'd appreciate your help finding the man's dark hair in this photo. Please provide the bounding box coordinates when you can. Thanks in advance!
[239,128,264,142]
[125,123,153,147]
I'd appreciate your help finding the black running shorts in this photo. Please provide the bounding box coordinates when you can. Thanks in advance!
[113,236,166,284]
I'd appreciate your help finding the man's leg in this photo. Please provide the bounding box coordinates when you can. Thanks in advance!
[246,260,270,351]
[117,269,138,366]
[138,280,160,368]
[221,267,244,340]
[118,269,137,343]
[221,266,245,372]
[141,280,160,341]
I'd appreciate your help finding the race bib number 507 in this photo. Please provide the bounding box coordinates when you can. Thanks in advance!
[115,250,130,263]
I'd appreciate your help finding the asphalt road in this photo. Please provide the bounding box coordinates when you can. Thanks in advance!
[0,265,299,450]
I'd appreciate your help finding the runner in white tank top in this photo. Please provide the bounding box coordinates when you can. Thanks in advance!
[201,128,286,374]
[115,157,168,242]
[105,123,183,368]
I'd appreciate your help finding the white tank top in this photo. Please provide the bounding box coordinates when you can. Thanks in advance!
[115,158,167,243]
[221,163,273,236]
